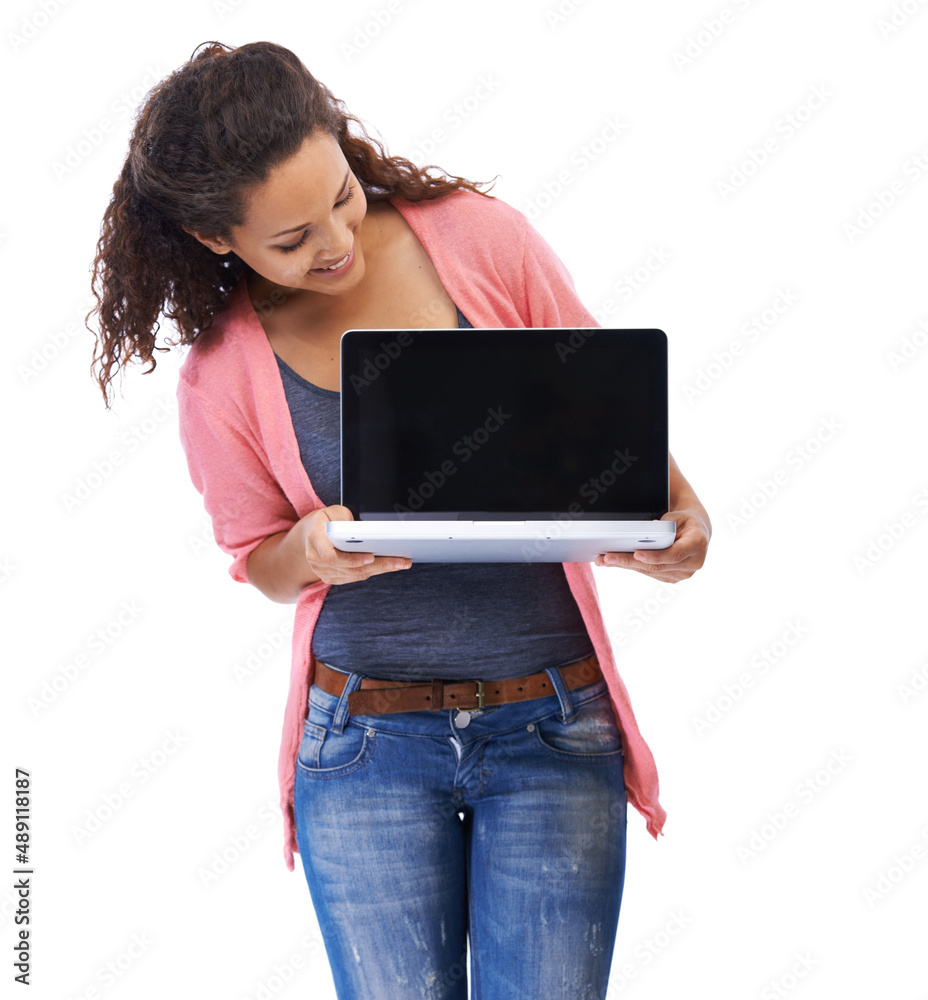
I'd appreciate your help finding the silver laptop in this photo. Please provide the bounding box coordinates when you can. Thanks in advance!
[325,327,675,562]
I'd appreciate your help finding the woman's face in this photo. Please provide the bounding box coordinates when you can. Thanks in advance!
[189,130,369,296]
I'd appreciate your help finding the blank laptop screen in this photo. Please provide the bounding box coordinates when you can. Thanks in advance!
[340,328,668,520]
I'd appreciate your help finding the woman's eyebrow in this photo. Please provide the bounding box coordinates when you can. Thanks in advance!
[269,170,351,238]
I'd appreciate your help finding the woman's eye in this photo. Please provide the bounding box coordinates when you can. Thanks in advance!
[277,186,353,253]
[279,234,306,254]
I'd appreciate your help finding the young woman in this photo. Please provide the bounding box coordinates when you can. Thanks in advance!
[89,40,710,999]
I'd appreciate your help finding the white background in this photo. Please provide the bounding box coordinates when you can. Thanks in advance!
[3,0,927,997]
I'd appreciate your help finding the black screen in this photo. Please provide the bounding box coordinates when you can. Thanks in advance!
[340,328,668,520]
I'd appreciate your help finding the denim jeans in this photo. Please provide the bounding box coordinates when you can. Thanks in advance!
[292,662,628,999]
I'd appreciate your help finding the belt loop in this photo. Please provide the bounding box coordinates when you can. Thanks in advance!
[331,672,363,734]
[544,665,576,724]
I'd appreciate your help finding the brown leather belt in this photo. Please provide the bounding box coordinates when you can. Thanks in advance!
[314,655,602,716]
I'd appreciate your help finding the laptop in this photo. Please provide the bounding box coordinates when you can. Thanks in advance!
[324,327,675,562]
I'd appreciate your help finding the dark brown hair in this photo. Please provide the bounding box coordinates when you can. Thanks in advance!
[88,40,495,406]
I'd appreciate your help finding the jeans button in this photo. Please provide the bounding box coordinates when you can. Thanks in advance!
[455,710,471,728]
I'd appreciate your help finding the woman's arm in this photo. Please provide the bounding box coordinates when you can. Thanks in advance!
[177,378,409,601]
[594,452,711,583]
[246,506,411,604]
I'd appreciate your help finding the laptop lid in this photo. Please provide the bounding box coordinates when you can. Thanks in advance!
[339,327,668,522]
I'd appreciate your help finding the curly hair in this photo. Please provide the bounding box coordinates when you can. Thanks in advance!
[87,40,496,406]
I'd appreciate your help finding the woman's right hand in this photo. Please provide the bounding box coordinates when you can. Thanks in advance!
[299,505,411,586]
[247,506,411,603]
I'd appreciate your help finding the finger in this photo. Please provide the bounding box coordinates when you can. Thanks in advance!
[311,544,411,580]
[597,549,700,577]
[632,521,704,567]
[320,555,411,584]
[360,556,412,577]
[597,546,687,569]
[595,551,640,569]
[632,543,691,567]
[306,512,368,566]
[306,536,375,570]
[320,504,356,523]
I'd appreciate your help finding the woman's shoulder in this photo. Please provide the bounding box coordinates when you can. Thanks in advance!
[391,189,530,278]
[392,188,528,233]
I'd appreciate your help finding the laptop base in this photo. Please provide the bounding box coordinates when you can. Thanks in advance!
[326,520,676,563]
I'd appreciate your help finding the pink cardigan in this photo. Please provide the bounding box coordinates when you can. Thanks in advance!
[176,189,666,870]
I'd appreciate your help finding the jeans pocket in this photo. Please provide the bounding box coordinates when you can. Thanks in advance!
[531,692,625,762]
[296,718,376,778]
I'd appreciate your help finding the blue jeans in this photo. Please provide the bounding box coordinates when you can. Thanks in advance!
[293,663,628,999]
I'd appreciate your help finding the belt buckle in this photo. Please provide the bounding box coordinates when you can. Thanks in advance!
[465,679,485,710]
[454,679,486,729]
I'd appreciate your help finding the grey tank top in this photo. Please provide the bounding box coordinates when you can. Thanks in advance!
[275,306,593,681]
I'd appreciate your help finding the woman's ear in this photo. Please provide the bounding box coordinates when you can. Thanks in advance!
[184,229,234,255]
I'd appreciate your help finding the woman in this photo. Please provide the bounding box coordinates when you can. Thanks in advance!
[89,40,710,999]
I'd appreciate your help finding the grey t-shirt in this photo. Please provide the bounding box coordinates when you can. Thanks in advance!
[275,307,593,681]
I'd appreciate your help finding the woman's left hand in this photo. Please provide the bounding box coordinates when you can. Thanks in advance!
[594,506,710,583]
[594,453,711,584]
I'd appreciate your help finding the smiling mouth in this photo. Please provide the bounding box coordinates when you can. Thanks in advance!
[311,248,353,273]
[321,252,350,269]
